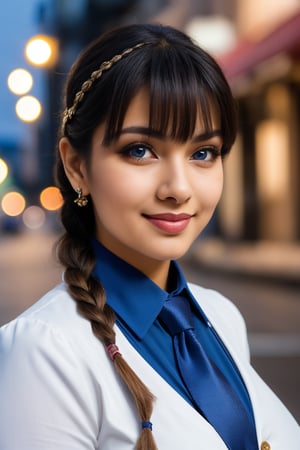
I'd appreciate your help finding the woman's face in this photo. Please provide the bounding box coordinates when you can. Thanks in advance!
[80,88,224,278]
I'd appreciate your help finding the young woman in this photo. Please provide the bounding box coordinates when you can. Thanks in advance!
[0,23,299,450]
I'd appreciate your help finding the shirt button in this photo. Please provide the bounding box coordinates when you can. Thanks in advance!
[260,441,271,450]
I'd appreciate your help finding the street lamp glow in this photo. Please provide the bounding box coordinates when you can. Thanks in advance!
[185,15,236,55]
[15,95,42,122]
[0,158,8,184]
[1,191,26,217]
[25,34,58,67]
[40,186,63,211]
[7,68,33,95]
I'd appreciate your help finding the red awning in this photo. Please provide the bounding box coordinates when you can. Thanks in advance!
[218,10,300,80]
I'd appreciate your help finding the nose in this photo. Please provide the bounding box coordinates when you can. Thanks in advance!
[156,158,192,204]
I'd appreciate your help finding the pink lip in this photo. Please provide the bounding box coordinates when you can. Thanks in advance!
[143,213,193,233]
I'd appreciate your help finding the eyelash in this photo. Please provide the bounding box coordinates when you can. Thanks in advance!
[119,143,221,162]
[120,143,154,161]
[192,146,221,161]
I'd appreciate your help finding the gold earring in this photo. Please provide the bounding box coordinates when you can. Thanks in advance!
[74,187,88,207]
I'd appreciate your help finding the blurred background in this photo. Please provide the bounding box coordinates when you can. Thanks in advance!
[0,0,299,421]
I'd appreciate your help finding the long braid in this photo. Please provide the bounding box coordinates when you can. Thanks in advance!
[55,174,158,449]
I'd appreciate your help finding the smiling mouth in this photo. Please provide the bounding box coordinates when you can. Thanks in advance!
[143,213,193,233]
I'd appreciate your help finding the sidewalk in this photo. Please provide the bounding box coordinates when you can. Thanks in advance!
[189,239,300,285]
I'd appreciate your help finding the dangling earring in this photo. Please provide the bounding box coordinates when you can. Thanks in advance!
[74,187,88,207]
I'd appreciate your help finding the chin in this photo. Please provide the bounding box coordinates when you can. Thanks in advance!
[150,242,194,262]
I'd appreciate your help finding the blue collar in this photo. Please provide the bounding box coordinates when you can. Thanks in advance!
[92,240,190,339]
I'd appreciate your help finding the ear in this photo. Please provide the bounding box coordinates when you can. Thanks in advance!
[59,137,89,195]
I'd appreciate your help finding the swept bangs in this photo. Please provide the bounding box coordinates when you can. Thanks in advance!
[102,42,235,154]
[149,45,215,142]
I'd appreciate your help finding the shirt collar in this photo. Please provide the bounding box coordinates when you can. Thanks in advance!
[92,240,189,339]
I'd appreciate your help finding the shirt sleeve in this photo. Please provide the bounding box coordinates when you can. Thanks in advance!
[0,317,101,450]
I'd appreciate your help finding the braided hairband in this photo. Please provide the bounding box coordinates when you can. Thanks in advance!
[62,42,148,133]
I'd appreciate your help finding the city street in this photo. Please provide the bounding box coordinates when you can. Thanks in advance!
[0,230,299,422]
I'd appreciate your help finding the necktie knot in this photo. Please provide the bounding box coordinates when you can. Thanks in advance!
[159,295,194,336]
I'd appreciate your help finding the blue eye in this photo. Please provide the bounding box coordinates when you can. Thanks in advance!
[192,147,220,161]
[129,145,148,158]
[193,150,208,160]
[121,144,153,160]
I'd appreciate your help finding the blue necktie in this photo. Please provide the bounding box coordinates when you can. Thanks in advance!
[159,294,258,450]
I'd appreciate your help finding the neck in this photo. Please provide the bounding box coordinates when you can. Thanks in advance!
[141,260,171,291]
[97,239,171,290]
[121,255,171,290]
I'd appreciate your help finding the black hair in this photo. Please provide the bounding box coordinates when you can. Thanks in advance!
[61,23,236,155]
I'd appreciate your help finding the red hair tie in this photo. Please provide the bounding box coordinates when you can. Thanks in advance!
[106,343,121,361]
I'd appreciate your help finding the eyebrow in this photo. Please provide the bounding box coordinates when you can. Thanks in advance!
[117,126,222,142]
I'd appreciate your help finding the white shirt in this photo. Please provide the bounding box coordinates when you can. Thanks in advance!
[0,283,299,449]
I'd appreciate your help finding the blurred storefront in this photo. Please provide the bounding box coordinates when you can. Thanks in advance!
[218,9,300,243]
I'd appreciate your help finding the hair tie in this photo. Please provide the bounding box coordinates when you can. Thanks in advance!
[142,421,153,431]
[106,343,121,361]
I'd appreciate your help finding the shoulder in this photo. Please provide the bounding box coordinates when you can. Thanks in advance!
[17,282,81,324]
[188,282,250,360]
[2,283,90,333]
[0,283,102,367]
[0,285,105,448]
[0,283,107,410]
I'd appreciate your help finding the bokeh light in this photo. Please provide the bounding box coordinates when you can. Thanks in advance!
[25,34,58,67]
[0,158,8,184]
[40,186,63,211]
[185,16,236,55]
[15,95,42,122]
[22,205,46,229]
[1,191,26,217]
[7,68,33,95]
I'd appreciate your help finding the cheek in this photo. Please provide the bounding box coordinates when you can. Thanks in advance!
[213,172,224,203]
[89,167,147,211]
[195,169,224,208]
